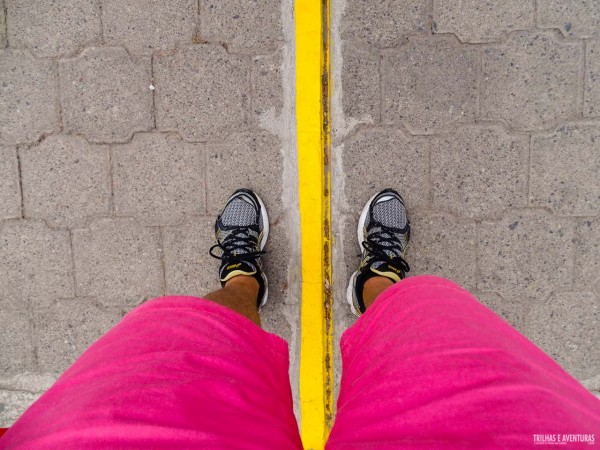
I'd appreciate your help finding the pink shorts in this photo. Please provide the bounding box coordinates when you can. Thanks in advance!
[2,276,599,448]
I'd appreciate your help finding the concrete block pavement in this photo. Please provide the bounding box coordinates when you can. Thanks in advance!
[72,218,164,307]
[59,47,153,143]
[0,146,20,220]
[341,0,430,48]
[382,35,479,134]
[481,31,582,130]
[333,0,600,402]
[0,0,300,426]
[538,0,600,39]
[341,128,430,214]
[250,50,284,126]
[102,0,197,55]
[20,135,111,228]
[6,0,100,58]
[155,45,248,142]
[113,133,205,227]
[530,123,600,216]
[433,0,534,43]
[526,292,599,380]
[0,309,35,377]
[0,0,6,48]
[0,50,60,145]
[1,0,599,427]
[478,211,574,301]
[585,40,600,117]
[206,131,283,221]
[431,125,529,219]
[33,299,126,373]
[199,0,283,53]
[341,41,379,121]
[0,220,74,310]
[575,219,600,292]
[408,213,477,292]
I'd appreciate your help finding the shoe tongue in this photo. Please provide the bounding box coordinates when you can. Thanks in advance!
[221,197,256,227]
[372,198,406,228]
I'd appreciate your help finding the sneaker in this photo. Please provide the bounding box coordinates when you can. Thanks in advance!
[346,189,410,316]
[209,188,270,310]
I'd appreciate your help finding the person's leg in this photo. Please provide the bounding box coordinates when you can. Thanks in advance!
[331,189,600,448]
[329,276,600,448]
[1,189,302,449]
[205,275,261,326]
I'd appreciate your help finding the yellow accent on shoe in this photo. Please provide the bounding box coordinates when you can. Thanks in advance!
[371,267,401,283]
[222,269,257,283]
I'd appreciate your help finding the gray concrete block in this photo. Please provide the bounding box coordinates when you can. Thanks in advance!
[478,211,574,301]
[408,213,477,291]
[585,40,600,117]
[260,223,295,342]
[477,291,525,333]
[72,218,163,307]
[34,299,126,373]
[434,0,534,43]
[102,0,196,55]
[163,215,218,297]
[20,135,110,227]
[0,220,73,309]
[575,219,600,291]
[6,0,100,57]
[0,50,59,145]
[0,0,6,48]
[199,0,282,53]
[341,0,430,48]
[251,50,283,126]
[113,133,205,227]
[481,32,582,131]
[530,123,600,215]
[0,390,40,427]
[342,128,430,214]
[342,41,380,122]
[538,0,600,39]
[525,291,599,380]
[382,36,478,134]
[206,131,283,221]
[0,146,21,220]
[432,125,528,219]
[59,47,153,143]
[155,45,248,142]
[0,309,35,377]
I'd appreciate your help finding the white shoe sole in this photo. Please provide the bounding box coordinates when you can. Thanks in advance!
[346,193,378,317]
[254,192,270,310]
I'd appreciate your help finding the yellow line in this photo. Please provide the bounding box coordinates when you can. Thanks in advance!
[295,0,333,448]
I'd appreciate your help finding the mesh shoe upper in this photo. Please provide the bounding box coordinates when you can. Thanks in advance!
[352,189,411,315]
[210,189,268,309]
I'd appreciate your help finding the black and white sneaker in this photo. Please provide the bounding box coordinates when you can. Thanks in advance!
[347,189,410,316]
[209,189,269,310]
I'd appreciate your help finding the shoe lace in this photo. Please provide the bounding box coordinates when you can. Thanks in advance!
[361,223,410,274]
[209,225,265,262]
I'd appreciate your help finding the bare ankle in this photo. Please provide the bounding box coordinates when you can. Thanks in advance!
[362,276,394,310]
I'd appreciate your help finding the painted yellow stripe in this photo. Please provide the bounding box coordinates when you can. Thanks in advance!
[295,0,333,448]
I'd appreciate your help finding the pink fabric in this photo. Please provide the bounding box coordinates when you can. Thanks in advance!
[2,276,599,449]
[1,296,302,449]
[327,276,600,449]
